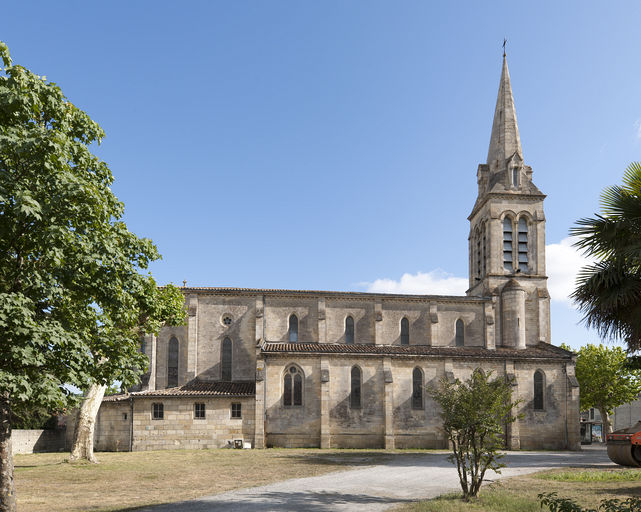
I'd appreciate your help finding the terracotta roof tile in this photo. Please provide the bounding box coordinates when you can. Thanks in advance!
[261,342,572,360]
[103,381,255,402]
[174,286,487,303]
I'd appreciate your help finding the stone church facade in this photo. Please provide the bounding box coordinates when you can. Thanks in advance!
[96,56,581,452]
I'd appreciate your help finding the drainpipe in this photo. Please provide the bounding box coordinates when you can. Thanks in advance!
[129,396,134,452]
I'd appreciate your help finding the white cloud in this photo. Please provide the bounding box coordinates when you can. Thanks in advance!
[546,237,594,305]
[360,237,593,305]
[361,269,468,296]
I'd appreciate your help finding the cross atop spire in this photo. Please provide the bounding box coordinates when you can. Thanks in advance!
[486,54,522,167]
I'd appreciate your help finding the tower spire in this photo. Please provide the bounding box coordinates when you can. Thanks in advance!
[486,54,522,167]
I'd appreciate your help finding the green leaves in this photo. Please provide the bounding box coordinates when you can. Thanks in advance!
[571,162,641,351]
[0,40,186,415]
[430,369,521,500]
[575,344,641,414]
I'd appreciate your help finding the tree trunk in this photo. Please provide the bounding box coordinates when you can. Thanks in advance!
[69,383,107,463]
[598,406,611,438]
[0,395,16,512]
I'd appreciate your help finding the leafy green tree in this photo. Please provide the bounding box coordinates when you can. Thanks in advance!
[571,162,641,352]
[430,369,520,501]
[0,41,183,511]
[69,283,185,463]
[574,344,641,435]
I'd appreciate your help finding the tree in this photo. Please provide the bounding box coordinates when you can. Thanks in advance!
[429,369,520,501]
[574,344,641,435]
[0,41,183,511]
[69,284,185,463]
[571,162,641,352]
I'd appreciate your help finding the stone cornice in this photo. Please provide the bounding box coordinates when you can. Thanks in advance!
[468,191,546,220]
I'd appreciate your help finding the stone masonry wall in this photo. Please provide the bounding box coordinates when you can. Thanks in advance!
[132,397,255,451]
[264,358,321,447]
[94,401,131,451]
[11,429,66,455]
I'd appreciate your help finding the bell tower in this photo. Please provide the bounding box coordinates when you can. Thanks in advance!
[467,54,550,348]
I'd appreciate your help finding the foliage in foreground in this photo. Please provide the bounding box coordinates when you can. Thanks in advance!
[571,162,641,353]
[429,369,520,501]
[539,492,641,512]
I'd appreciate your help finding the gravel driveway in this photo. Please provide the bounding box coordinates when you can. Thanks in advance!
[138,446,611,512]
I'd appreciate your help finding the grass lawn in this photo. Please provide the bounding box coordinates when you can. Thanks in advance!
[14,448,398,511]
[396,467,641,511]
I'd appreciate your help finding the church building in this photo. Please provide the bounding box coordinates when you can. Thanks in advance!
[96,56,581,451]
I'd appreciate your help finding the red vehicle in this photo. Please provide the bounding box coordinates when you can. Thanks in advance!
[606,421,641,466]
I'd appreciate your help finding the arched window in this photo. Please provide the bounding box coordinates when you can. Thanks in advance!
[503,217,513,272]
[412,367,424,410]
[482,223,487,276]
[455,319,464,347]
[284,366,303,406]
[345,316,354,344]
[350,366,361,408]
[518,217,528,273]
[221,337,232,381]
[288,314,298,342]
[534,370,544,410]
[400,317,409,345]
[475,227,481,278]
[167,336,179,388]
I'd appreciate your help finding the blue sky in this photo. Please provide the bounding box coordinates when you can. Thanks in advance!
[3,1,641,350]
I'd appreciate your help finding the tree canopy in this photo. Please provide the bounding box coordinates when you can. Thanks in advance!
[573,344,641,434]
[571,162,641,352]
[0,40,184,511]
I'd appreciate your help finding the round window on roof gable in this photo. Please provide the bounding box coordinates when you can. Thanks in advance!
[221,314,233,327]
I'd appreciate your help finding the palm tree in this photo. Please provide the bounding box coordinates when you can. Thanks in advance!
[571,162,641,352]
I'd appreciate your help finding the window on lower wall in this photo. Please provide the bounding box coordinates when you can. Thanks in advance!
[350,366,362,409]
[152,403,164,420]
[412,367,424,410]
[231,403,242,418]
[284,365,304,407]
[534,370,545,410]
[194,403,206,419]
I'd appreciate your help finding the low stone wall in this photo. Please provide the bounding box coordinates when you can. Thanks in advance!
[11,429,67,455]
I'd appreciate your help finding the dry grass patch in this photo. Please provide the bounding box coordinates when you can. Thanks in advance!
[14,449,396,511]
[397,467,641,511]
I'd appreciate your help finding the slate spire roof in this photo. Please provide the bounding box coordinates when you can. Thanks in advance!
[487,55,523,167]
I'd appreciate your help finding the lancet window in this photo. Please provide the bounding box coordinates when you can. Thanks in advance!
[345,316,354,344]
[518,217,528,272]
[400,317,410,345]
[221,337,232,381]
[288,314,298,343]
[503,217,514,272]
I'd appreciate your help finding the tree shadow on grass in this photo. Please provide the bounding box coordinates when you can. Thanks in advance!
[595,485,641,498]
[279,450,449,469]
[14,460,68,469]
[114,491,413,512]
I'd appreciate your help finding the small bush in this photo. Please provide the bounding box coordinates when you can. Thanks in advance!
[539,492,641,512]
